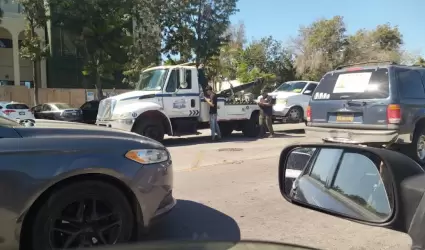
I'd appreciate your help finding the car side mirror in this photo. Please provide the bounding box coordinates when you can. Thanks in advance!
[279,143,425,245]
[179,68,188,89]
[303,90,312,95]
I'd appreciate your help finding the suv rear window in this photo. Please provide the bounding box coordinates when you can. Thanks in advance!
[313,68,389,100]
[6,103,29,109]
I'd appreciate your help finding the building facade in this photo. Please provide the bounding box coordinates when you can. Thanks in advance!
[1,2,162,89]
[0,2,47,88]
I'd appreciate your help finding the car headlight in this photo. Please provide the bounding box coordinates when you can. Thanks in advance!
[276,99,287,105]
[125,149,169,164]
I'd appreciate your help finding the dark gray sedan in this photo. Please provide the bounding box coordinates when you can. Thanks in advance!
[31,103,83,122]
[0,117,175,250]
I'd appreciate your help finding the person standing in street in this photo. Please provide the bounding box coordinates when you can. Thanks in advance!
[205,85,222,141]
[258,88,275,138]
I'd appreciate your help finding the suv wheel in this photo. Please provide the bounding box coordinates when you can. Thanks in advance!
[412,127,425,165]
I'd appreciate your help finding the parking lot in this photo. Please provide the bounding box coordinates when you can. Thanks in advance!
[149,123,411,250]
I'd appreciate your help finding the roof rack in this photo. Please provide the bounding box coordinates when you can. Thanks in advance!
[411,64,425,68]
[334,61,398,70]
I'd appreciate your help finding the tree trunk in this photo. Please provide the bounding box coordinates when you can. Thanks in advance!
[95,70,104,100]
[30,26,39,105]
[33,60,39,105]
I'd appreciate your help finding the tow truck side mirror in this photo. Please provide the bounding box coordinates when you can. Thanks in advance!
[179,68,188,89]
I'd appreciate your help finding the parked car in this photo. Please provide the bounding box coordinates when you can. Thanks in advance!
[305,62,425,164]
[0,101,35,121]
[0,116,175,250]
[279,143,425,250]
[268,81,318,123]
[31,102,83,122]
[80,100,100,124]
[284,148,315,194]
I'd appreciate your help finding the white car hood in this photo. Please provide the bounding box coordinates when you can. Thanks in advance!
[271,92,301,98]
[110,90,160,101]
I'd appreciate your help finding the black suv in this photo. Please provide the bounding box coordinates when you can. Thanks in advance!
[305,62,425,164]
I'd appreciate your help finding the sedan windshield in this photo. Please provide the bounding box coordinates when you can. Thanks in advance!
[52,103,73,110]
[275,82,307,93]
[135,69,169,91]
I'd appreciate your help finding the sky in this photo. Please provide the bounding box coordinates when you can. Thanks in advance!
[230,0,425,57]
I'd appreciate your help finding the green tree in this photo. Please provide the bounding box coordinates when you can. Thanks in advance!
[291,16,348,81]
[123,0,165,83]
[345,24,403,64]
[162,0,239,65]
[50,0,136,99]
[17,0,50,105]
[235,36,295,85]
[415,56,425,66]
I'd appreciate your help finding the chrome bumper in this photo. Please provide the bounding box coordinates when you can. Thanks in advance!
[96,118,135,131]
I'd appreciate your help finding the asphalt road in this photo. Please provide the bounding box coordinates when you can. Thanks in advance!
[147,123,411,250]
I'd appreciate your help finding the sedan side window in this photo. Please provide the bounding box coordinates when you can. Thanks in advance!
[81,102,92,110]
[308,148,343,184]
[331,151,391,220]
[42,104,51,111]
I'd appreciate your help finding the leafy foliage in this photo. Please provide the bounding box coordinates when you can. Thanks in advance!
[16,0,50,105]
[49,0,137,99]
[292,16,404,81]
[162,0,238,65]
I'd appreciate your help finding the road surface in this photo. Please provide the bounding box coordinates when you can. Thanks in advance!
[147,124,411,250]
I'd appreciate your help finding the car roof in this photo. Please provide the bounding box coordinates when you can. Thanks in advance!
[333,64,425,74]
[0,101,27,106]
[282,80,319,84]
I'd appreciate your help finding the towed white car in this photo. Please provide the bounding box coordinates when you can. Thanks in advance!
[0,102,35,121]
[269,81,318,123]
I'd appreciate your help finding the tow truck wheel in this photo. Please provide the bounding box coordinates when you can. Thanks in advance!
[219,122,234,137]
[134,120,165,142]
[242,112,260,137]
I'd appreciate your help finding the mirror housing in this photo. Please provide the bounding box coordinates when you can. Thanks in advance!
[179,68,188,89]
[279,143,425,237]
[304,90,312,95]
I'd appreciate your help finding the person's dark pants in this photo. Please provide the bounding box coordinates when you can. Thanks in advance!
[259,113,274,136]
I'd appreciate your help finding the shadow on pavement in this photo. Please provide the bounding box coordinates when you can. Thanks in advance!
[163,128,305,147]
[146,200,241,241]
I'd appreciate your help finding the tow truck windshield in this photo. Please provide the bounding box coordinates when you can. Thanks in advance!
[135,69,169,91]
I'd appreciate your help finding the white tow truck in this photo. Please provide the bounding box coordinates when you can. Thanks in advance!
[96,64,262,141]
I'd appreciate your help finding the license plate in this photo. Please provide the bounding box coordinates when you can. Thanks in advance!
[19,112,25,115]
[336,114,354,122]
[71,112,76,116]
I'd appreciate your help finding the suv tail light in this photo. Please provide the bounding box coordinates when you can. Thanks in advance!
[387,104,401,124]
[306,105,311,122]
[2,110,15,115]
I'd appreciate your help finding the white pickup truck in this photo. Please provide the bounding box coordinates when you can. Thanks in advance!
[96,64,261,142]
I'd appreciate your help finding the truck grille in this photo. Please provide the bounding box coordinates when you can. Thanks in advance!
[97,99,117,120]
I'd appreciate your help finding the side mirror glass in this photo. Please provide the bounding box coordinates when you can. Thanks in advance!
[281,145,394,223]
[304,90,312,95]
[179,68,188,89]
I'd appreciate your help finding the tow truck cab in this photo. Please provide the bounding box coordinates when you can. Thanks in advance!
[96,65,261,141]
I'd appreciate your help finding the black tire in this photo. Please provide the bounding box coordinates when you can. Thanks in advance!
[134,119,165,142]
[287,106,303,123]
[219,122,234,137]
[411,127,425,165]
[242,111,260,137]
[32,180,134,250]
